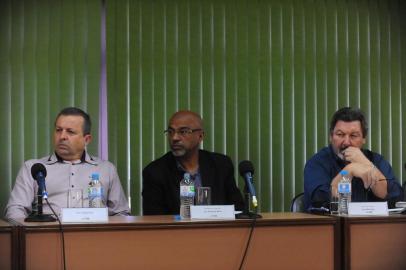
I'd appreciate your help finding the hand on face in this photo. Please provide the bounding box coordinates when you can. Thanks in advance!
[330,120,366,160]
[341,146,371,165]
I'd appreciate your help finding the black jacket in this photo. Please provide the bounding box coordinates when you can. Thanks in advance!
[142,149,245,215]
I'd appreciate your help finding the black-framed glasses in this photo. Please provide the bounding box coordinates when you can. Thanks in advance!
[164,128,202,137]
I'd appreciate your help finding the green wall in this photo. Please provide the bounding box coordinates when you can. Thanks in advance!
[107,0,406,214]
[1,0,405,216]
[0,0,101,214]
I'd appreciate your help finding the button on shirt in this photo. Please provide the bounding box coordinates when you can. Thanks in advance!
[5,152,130,220]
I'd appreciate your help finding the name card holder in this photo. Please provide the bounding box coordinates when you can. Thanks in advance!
[61,207,108,223]
[348,202,388,216]
[190,205,235,220]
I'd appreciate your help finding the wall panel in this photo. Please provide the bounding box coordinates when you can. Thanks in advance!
[0,0,101,214]
[104,0,405,214]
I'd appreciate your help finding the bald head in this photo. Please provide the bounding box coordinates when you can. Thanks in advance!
[167,110,204,158]
[168,110,204,130]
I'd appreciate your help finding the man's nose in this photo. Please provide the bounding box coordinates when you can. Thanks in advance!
[59,131,68,140]
[342,135,351,145]
[171,131,181,140]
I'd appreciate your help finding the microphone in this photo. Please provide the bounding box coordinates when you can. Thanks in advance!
[239,160,258,208]
[25,163,56,222]
[31,163,48,199]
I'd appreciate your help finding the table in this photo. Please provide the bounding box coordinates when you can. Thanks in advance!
[14,212,339,270]
[0,219,18,270]
[341,214,406,270]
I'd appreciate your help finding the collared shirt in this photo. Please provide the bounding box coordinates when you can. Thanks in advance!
[5,152,130,220]
[304,145,403,211]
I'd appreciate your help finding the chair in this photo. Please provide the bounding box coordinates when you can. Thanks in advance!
[290,192,305,212]
[403,182,406,201]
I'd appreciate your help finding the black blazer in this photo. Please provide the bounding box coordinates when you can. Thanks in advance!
[142,149,245,215]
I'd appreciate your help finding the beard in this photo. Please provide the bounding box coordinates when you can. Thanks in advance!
[170,146,187,157]
[336,146,349,162]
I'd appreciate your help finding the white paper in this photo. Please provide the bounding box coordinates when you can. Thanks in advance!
[348,202,388,216]
[61,207,108,223]
[190,205,235,220]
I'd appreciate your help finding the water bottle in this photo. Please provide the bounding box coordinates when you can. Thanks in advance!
[338,170,351,215]
[88,173,104,208]
[179,173,195,219]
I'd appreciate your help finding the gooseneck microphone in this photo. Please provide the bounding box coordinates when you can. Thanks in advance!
[239,160,258,208]
[236,160,262,220]
[236,160,261,270]
[25,163,56,222]
[31,163,48,199]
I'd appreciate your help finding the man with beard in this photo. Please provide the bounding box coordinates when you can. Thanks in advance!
[142,110,244,215]
[304,107,403,211]
[5,107,130,220]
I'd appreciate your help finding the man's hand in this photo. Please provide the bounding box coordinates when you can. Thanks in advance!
[344,163,374,189]
[342,147,372,165]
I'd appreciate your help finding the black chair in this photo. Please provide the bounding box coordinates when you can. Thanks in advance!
[403,182,406,201]
[290,192,305,212]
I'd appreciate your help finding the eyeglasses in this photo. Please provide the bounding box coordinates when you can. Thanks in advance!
[164,128,202,137]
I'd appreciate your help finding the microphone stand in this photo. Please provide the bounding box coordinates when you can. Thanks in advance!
[25,187,57,222]
[236,188,262,219]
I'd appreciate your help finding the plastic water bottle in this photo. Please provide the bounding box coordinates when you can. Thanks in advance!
[338,170,351,215]
[88,173,104,208]
[179,173,195,219]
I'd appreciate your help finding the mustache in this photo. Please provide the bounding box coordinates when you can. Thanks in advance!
[171,142,183,146]
[57,142,69,147]
[339,146,348,155]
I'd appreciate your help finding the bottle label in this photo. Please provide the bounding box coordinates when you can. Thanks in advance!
[338,182,351,194]
[88,186,104,207]
[180,185,195,197]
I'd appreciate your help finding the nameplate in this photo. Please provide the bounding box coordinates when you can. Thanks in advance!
[348,202,388,216]
[190,205,235,220]
[61,208,108,223]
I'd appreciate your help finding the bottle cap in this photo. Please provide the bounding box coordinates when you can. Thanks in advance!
[340,170,348,176]
[91,173,100,180]
[184,173,191,181]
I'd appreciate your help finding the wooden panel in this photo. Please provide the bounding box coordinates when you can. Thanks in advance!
[20,213,337,270]
[0,220,14,270]
[348,221,406,270]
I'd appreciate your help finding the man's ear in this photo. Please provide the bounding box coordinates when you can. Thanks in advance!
[84,134,92,146]
[198,131,205,142]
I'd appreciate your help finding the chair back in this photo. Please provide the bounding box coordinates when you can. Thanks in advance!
[403,182,406,201]
[290,192,305,212]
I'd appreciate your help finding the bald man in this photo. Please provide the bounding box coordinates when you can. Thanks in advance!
[142,111,244,215]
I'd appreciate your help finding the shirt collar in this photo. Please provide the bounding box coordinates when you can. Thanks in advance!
[175,160,199,177]
[46,151,98,165]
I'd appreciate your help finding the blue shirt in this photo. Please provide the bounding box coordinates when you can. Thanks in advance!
[304,145,403,211]
[176,161,202,188]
